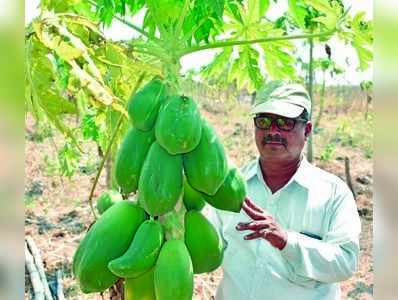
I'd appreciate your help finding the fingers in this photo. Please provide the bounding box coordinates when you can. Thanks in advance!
[242,202,265,220]
[244,229,268,240]
[244,197,263,213]
[236,221,270,231]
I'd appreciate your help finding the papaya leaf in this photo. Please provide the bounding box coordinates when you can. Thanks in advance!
[320,58,331,70]
[288,0,307,29]
[141,10,157,38]
[53,54,72,92]
[302,0,340,30]
[95,111,109,152]
[61,14,105,42]
[246,0,269,21]
[201,47,233,79]
[182,0,227,44]
[27,37,76,115]
[58,141,81,177]
[56,40,84,60]
[46,112,83,153]
[244,47,263,93]
[26,35,82,152]
[81,110,100,141]
[350,12,373,71]
[225,0,244,24]
[146,0,184,25]
[227,46,263,93]
[94,0,128,26]
[126,0,146,15]
[261,36,297,80]
[336,12,372,71]
[41,0,95,18]
[76,89,90,115]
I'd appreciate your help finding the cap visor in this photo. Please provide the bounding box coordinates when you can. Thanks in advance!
[250,101,304,118]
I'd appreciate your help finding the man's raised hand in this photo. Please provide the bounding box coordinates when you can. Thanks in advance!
[236,197,288,250]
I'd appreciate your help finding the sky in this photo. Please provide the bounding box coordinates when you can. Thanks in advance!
[25,0,373,85]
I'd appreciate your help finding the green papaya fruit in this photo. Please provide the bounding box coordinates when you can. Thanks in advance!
[72,201,147,293]
[114,127,155,194]
[125,268,156,300]
[183,177,205,211]
[184,210,224,274]
[154,240,193,300]
[155,95,202,154]
[108,219,164,278]
[202,168,246,213]
[96,190,123,214]
[138,141,183,216]
[183,120,228,195]
[128,78,167,131]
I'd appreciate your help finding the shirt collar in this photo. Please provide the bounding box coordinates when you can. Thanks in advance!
[243,159,258,181]
[247,155,313,190]
[290,156,312,189]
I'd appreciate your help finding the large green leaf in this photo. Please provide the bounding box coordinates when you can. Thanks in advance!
[94,0,128,25]
[126,0,146,15]
[41,0,95,17]
[302,0,341,30]
[58,140,81,177]
[27,37,76,115]
[350,12,373,71]
[81,110,100,141]
[288,0,307,29]
[146,0,184,27]
[182,0,227,44]
[337,12,372,71]
[244,47,264,92]
[228,46,263,93]
[246,0,269,21]
[27,35,82,149]
[201,47,233,78]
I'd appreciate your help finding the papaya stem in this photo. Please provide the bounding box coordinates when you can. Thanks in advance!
[179,29,337,57]
[88,72,146,219]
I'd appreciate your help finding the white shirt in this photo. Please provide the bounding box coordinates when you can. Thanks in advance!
[207,157,361,300]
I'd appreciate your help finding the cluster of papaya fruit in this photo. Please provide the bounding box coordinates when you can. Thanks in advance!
[72,78,247,299]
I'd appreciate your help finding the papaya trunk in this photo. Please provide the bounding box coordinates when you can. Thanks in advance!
[106,157,113,189]
[314,71,326,129]
[306,37,314,163]
[365,93,371,120]
[109,279,124,300]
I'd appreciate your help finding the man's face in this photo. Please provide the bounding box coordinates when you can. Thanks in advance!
[254,113,312,162]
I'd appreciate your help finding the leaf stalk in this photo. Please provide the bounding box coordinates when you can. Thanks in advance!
[179,29,337,57]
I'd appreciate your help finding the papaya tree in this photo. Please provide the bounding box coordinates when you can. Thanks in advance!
[26,0,372,183]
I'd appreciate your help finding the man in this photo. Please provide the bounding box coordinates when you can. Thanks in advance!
[209,81,361,300]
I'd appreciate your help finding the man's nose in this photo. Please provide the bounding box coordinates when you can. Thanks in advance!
[269,121,280,133]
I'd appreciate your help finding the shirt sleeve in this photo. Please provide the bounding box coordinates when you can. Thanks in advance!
[280,183,361,284]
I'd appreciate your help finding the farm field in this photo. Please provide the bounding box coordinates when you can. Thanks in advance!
[25,86,373,300]
[25,1,373,299]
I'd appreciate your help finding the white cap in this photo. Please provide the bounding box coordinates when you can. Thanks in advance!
[250,81,311,118]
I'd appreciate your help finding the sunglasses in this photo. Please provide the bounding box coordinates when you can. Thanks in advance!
[254,115,307,131]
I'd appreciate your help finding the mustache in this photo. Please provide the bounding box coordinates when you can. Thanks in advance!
[262,134,287,146]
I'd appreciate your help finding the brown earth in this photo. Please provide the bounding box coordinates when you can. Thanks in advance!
[25,90,373,299]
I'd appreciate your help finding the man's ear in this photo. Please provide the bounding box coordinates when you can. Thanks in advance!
[304,122,312,139]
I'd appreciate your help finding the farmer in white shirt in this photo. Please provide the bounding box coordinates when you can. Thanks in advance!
[209,81,361,300]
